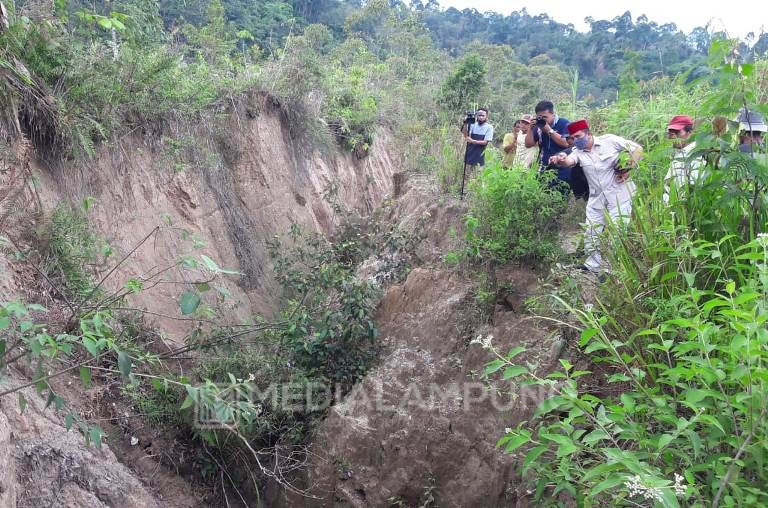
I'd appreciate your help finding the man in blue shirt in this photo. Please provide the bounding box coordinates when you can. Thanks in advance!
[525,100,571,185]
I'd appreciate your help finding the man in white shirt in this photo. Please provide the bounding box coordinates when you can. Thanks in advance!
[549,119,643,274]
[663,115,702,204]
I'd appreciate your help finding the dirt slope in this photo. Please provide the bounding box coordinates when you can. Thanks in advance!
[0,92,398,507]
[34,92,397,339]
[266,176,562,507]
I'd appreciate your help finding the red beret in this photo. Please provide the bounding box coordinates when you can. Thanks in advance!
[567,119,589,135]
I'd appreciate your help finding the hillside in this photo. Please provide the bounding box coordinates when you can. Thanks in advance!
[1,0,768,507]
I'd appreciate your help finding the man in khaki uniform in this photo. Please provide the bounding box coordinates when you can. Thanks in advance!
[549,119,643,274]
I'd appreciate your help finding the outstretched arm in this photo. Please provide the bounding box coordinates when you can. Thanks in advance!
[549,152,578,168]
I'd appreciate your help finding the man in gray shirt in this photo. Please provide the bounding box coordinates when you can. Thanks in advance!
[462,108,494,167]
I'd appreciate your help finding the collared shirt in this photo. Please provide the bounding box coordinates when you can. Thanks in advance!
[465,122,494,165]
[663,142,704,203]
[566,134,641,198]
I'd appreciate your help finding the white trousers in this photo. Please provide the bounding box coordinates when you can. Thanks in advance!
[583,182,634,272]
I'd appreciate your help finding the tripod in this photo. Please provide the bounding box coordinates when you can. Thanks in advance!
[460,119,473,200]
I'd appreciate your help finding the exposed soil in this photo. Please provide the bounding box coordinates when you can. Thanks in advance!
[0,97,576,508]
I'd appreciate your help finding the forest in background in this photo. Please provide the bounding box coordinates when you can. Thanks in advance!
[53,0,768,102]
[7,0,765,167]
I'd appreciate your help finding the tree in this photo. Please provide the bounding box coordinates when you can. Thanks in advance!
[439,53,487,111]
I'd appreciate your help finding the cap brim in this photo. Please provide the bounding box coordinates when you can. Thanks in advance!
[667,123,691,130]
[740,123,768,132]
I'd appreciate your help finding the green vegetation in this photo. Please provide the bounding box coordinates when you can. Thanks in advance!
[465,159,568,263]
[482,45,768,506]
[43,204,104,299]
[4,0,768,504]
[267,226,380,390]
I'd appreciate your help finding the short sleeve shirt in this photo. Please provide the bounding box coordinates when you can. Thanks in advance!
[663,142,704,203]
[465,122,494,165]
[532,117,570,165]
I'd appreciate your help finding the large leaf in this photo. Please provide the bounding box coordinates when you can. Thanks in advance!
[179,291,201,315]
[117,351,132,379]
[79,366,92,388]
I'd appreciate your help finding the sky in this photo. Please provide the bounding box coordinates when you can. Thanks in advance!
[436,0,768,40]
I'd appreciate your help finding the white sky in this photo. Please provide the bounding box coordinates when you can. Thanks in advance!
[436,1,768,40]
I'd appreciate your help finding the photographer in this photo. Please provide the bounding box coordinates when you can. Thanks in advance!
[525,100,570,181]
[462,108,494,168]
[549,119,643,275]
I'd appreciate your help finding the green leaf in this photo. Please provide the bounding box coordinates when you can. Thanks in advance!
[179,291,201,315]
[502,365,528,380]
[117,351,131,379]
[483,359,504,376]
[89,426,103,448]
[582,429,610,446]
[200,255,242,275]
[18,393,27,413]
[505,346,526,360]
[82,336,100,357]
[590,474,627,496]
[620,393,635,412]
[124,279,143,293]
[534,396,567,418]
[64,413,74,431]
[580,327,598,345]
[180,395,196,410]
[195,282,211,293]
[658,433,675,450]
[502,431,531,453]
[522,445,547,475]
[79,367,92,388]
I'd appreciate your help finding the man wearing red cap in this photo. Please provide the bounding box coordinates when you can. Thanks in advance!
[549,119,643,274]
[663,115,701,203]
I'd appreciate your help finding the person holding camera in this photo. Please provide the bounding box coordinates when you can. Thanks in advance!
[525,101,570,179]
[462,107,494,167]
[549,119,643,275]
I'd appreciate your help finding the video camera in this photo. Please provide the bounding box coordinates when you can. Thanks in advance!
[464,110,476,125]
[535,115,547,128]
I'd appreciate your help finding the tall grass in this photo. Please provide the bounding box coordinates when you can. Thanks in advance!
[484,47,768,507]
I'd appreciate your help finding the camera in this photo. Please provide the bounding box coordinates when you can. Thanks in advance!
[465,111,476,125]
[535,115,547,128]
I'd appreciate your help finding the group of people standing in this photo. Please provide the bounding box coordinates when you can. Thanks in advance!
[461,100,767,277]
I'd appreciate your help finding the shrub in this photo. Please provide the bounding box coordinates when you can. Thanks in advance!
[268,228,380,391]
[464,159,568,263]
